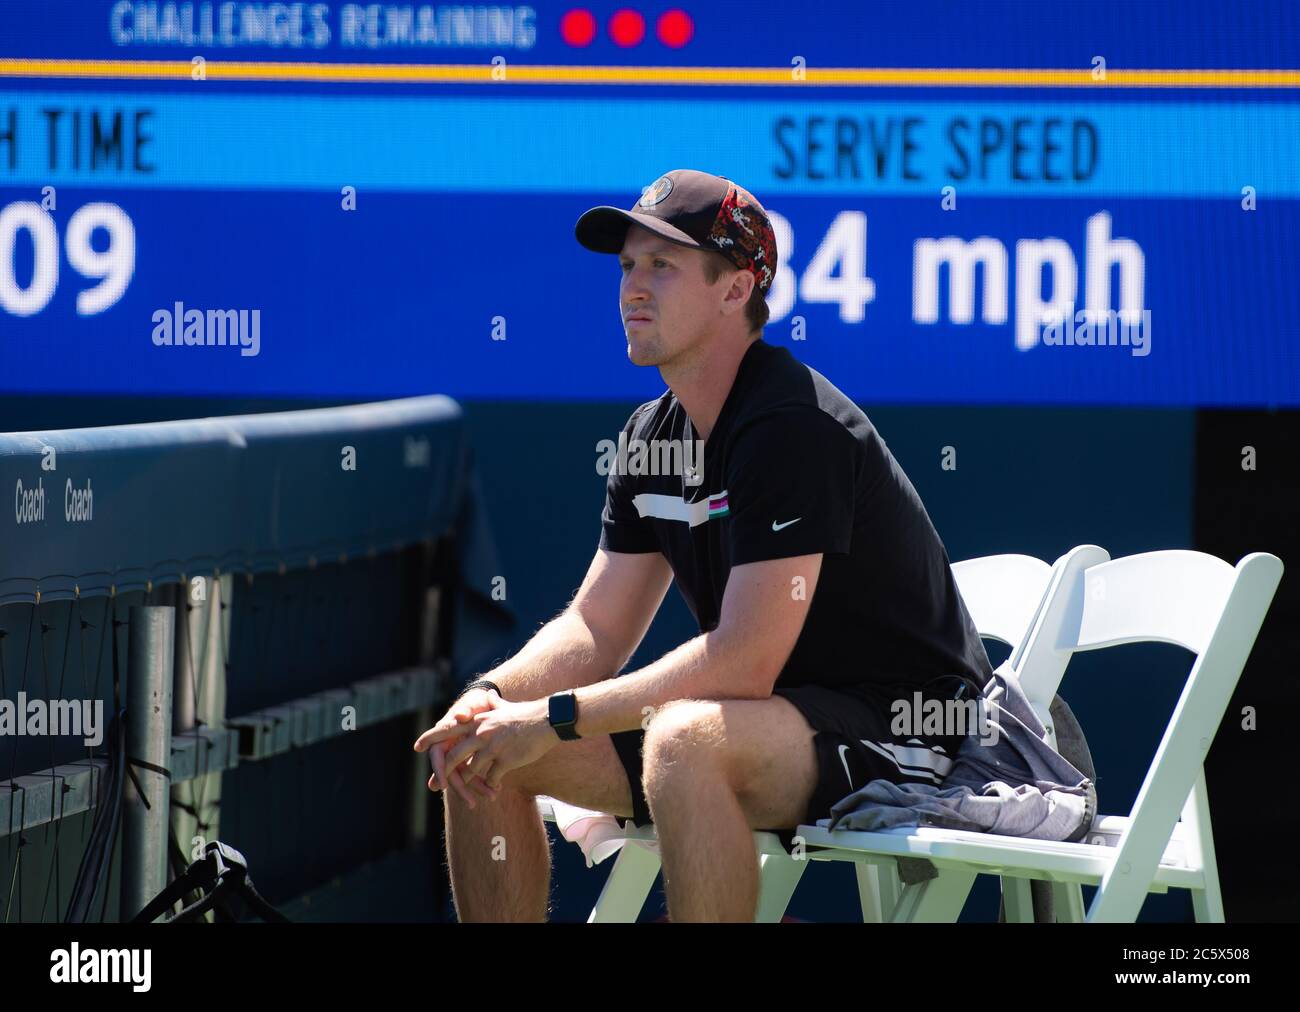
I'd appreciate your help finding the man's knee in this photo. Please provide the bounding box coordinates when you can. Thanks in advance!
[641,696,817,826]
[642,700,730,802]
[644,699,723,757]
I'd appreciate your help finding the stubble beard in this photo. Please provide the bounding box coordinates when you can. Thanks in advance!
[626,330,667,367]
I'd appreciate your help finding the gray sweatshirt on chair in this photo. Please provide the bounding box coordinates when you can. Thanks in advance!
[823,666,1097,844]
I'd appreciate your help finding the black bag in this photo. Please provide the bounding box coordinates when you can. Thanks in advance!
[131,840,289,923]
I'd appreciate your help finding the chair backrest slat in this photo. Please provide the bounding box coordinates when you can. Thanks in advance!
[1007,545,1111,723]
[951,554,1053,647]
[1069,550,1239,656]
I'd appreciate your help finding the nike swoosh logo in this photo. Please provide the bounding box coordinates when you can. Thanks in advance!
[771,517,802,532]
[837,744,854,791]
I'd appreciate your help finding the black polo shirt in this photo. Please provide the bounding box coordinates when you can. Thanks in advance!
[599,338,991,693]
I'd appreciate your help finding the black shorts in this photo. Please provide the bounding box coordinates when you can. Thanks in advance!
[609,678,974,853]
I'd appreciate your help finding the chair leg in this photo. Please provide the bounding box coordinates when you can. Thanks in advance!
[856,861,901,922]
[754,852,808,922]
[587,840,661,923]
[1183,771,1225,922]
[889,869,977,923]
[1191,883,1225,923]
[1001,877,1035,922]
[1052,881,1087,922]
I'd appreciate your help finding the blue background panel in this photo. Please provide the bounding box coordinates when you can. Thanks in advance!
[1,187,1297,405]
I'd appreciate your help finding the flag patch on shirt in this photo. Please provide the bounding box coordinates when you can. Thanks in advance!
[631,489,731,527]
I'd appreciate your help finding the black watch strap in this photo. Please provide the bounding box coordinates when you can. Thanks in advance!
[548,691,581,741]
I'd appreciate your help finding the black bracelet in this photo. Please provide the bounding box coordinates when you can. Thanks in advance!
[455,678,502,701]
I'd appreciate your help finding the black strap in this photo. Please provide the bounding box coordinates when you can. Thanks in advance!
[456,678,502,701]
[128,757,172,780]
[122,755,173,813]
[131,840,289,924]
[131,854,222,923]
[170,798,217,826]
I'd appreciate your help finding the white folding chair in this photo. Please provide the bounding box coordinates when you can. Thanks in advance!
[794,550,1283,923]
[539,547,1093,922]
[794,543,1108,922]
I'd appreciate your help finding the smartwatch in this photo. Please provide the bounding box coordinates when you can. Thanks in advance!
[547,691,581,741]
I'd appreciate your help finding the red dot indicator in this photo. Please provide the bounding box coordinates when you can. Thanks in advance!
[560,8,597,47]
[657,9,694,48]
[609,9,646,47]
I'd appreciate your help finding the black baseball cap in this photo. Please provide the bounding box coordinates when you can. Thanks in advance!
[575,169,778,295]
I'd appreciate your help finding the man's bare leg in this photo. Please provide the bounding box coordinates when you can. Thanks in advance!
[642,696,819,922]
[443,732,635,922]
[443,777,551,922]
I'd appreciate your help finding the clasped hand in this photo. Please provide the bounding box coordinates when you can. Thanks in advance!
[413,688,558,809]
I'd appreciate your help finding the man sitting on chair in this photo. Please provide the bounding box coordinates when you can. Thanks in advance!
[414,169,992,922]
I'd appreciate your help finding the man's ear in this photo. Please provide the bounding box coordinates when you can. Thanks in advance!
[727,269,755,312]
